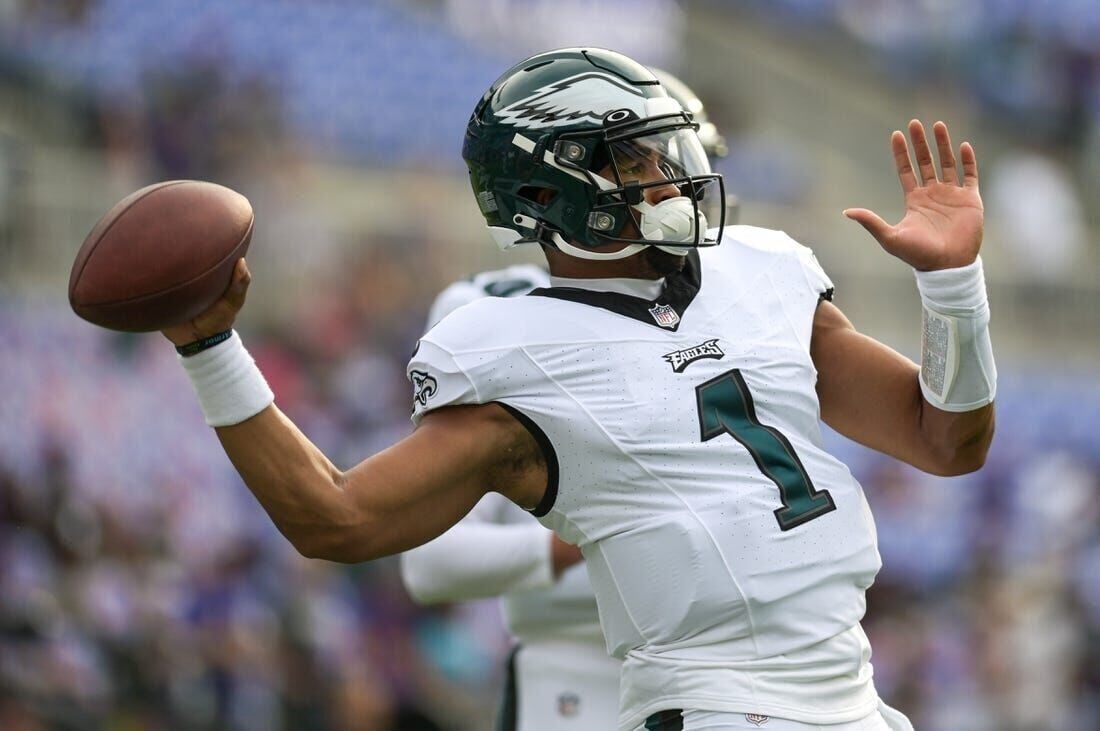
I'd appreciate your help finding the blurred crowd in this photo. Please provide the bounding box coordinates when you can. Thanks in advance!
[750,0,1100,155]
[7,1,1099,185]
[741,0,1100,281]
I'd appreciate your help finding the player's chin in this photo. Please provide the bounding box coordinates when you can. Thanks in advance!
[642,246,689,277]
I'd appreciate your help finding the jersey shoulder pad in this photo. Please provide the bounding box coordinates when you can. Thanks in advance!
[721,224,803,254]
[408,297,535,425]
[422,295,536,354]
[720,225,833,298]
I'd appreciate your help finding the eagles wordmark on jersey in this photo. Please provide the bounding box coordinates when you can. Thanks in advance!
[409,226,883,730]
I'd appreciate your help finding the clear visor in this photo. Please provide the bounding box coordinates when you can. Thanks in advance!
[608,126,713,179]
[594,127,724,247]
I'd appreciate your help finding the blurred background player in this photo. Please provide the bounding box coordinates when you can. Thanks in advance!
[401,70,732,731]
[650,68,737,225]
[403,264,612,731]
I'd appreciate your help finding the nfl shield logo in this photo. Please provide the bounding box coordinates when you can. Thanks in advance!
[557,692,580,717]
[648,303,680,328]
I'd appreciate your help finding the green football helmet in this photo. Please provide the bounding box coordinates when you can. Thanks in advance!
[462,48,726,261]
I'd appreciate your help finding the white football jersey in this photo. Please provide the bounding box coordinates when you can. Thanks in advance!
[409,226,883,729]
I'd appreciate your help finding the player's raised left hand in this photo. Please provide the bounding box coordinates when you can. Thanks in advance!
[844,119,983,272]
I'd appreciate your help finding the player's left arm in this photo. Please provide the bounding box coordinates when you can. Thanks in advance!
[811,302,993,475]
[815,119,995,476]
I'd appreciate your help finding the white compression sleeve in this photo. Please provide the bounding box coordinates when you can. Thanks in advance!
[400,520,555,604]
[914,257,997,412]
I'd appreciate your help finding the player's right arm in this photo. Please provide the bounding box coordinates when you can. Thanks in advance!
[162,262,549,564]
[218,401,546,563]
[400,499,582,604]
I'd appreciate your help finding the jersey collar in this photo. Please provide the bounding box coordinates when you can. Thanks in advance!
[548,275,665,300]
[528,250,702,332]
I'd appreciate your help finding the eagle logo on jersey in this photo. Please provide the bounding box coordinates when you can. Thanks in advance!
[663,339,725,373]
[497,72,647,130]
[648,303,681,328]
[745,714,770,727]
[410,370,438,407]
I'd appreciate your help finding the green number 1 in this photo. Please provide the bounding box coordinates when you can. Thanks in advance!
[695,369,835,531]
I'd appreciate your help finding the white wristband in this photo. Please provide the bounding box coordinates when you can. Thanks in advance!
[914,257,997,412]
[915,257,988,312]
[178,331,274,427]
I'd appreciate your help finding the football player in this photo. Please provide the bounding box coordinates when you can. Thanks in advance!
[400,71,732,731]
[164,48,993,731]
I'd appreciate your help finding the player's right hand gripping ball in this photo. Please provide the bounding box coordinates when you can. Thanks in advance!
[68,180,254,332]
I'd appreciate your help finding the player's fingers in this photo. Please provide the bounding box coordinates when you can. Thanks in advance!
[843,208,894,247]
[891,131,918,194]
[908,119,937,185]
[960,141,979,189]
[933,121,958,185]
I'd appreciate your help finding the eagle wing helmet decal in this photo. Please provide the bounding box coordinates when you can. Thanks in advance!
[496,72,648,130]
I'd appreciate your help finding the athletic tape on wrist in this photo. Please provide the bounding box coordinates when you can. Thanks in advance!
[178,330,274,427]
[914,257,997,412]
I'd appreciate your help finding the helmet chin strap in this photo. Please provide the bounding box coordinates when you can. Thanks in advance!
[550,233,648,261]
[549,172,653,261]
[549,196,706,261]
[511,213,646,260]
[541,185,705,261]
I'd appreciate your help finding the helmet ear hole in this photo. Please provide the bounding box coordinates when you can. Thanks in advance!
[518,185,558,207]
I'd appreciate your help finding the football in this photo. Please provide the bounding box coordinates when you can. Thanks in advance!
[68,180,254,332]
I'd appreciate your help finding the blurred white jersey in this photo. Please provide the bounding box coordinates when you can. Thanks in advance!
[468,494,621,731]
[467,492,606,645]
[408,226,883,730]
[426,264,551,331]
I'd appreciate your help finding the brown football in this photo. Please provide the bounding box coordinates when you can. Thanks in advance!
[68,180,254,332]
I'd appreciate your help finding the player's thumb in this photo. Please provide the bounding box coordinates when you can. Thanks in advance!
[843,208,893,247]
[225,258,251,310]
